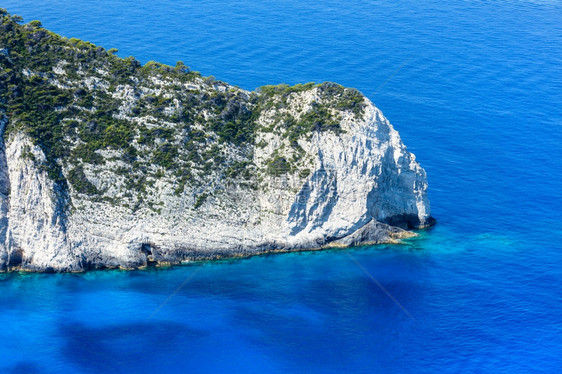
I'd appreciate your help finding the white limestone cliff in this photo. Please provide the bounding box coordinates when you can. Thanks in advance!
[0,88,433,272]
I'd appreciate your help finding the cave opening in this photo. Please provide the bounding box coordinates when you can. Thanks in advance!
[140,243,157,266]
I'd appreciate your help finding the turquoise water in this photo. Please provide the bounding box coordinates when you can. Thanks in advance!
[2,0,562,372]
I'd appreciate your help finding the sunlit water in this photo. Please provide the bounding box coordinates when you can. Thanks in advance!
[1,0,562,372]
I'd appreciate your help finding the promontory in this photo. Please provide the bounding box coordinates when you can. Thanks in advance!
[0,11,434,272]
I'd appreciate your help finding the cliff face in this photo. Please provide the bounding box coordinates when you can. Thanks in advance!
[0,11,433,271]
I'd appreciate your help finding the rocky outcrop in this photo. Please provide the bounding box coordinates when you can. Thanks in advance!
[0,93,433,272]
[0,13,434,271]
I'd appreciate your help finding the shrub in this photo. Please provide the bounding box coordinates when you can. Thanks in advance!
[194,193,208,209]
[267,156,290,176]
[67,165,99,195]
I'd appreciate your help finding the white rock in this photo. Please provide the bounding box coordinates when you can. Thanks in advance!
[0,86,432,272]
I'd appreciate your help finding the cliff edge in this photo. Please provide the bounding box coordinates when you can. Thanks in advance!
[0,11,434,271]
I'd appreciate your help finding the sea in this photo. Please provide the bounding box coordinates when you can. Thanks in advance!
[1,0,561,372]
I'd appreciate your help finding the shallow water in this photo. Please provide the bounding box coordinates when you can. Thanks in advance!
[1,0,562,372]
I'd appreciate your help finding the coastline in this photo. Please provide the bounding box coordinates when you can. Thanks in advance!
[4,223,434,273]
[0,13,433,273]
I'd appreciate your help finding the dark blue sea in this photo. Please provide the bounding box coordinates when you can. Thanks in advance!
[2,0,562,372]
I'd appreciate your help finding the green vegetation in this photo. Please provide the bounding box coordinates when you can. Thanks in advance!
[193,193,208,209]
[0,12,219,200]
[67,165,99,195]
[257,82,316,98]
[256,82,364,174]
[266,155,291,176]
[316,82,365,117]
[257,81,365,118]
[299,168,311,179]
[0,11,367,209]
[255,81,364,162]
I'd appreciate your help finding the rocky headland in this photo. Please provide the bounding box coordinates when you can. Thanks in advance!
[0,10,434,272]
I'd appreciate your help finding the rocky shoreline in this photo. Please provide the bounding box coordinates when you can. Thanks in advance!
[0,12,434,272]
[8,220,434,273]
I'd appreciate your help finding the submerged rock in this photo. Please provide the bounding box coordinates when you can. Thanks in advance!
[0,11,433,271]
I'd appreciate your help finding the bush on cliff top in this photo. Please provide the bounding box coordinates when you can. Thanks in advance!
[0,11,365,207]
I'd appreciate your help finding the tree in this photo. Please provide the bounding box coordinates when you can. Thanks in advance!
[175,61,189,73]
[11,15,23,23]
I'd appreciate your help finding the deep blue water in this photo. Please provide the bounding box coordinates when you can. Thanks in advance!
[2,0,562,372]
